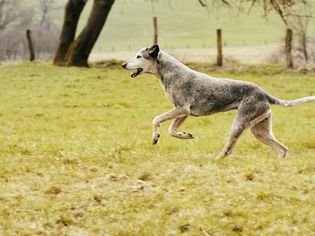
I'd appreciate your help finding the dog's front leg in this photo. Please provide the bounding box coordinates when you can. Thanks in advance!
[168,116,194,139]
[152,107,190,144]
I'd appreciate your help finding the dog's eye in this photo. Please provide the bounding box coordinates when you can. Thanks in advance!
[136,55,142,59]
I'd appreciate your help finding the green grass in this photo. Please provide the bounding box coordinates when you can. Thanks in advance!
[87,0,290,51]
[0,62,315,235]
[33,0,315,52]
[88,0,315,51]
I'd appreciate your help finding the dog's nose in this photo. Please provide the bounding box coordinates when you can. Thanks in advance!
[122,62,127,69]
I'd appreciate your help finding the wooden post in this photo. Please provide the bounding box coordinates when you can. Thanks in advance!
[216,28,223,66]
[285,28,293,69]
[26,29,35,61]
[153,16,158,44]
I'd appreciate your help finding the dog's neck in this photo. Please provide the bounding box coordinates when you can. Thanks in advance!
[155,51,192,87]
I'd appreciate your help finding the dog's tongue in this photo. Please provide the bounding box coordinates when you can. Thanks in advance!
[131,68,143,78]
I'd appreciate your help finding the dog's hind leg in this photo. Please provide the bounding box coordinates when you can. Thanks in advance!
[250,112,288,159]
[214,98,271,160]
[214,117,247,160]
[152,107,190,144]
[168,116,194,139]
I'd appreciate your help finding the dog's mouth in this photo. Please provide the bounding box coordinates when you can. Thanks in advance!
[131,68,143,78]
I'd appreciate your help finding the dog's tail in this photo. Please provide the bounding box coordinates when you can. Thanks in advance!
[267,94,315,107]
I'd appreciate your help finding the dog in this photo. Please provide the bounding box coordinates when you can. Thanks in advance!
[122,45,315,159]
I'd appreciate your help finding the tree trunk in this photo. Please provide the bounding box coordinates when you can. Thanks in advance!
[301,33,308,61]
[53,0,87,65]
[65,0,115,67]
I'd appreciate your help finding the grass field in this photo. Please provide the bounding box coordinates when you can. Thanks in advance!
[0,62,315,235]
[87,0,315,52]
[85,0,290,51]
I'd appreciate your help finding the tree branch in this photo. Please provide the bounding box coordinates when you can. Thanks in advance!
[270,0,287,25]
[198,0,207,7]
[283,13,315,18]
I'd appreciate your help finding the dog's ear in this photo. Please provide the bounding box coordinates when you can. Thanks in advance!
[148,44,159,58]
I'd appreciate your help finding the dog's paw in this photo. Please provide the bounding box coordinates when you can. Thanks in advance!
[182,132,194,139]
[278,147,288,159]
[213,151,228,160]
[170,131,194,139]
[152,133,160,145]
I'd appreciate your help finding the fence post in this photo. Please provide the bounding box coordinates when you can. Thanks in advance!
[153,16,158,45]
[285,28,293,69]
[26,29,35,61]
[216,28,223,66]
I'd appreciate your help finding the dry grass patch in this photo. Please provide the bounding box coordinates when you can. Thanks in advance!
[0,63,314,235]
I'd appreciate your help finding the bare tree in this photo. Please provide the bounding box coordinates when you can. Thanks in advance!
[64,0,115,67]
[53,0,87,65]
[294,16,310,61]
[38,0,61,28]
[199,0,309,24]
[287,3,314,62]
[0,0,23,31]
[54,0,115,67]
[0,0,62,62]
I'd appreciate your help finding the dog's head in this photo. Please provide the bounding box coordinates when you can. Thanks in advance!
[122,44,160,78]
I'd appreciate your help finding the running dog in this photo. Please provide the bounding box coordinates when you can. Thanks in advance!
[122,45,315,159]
